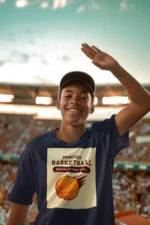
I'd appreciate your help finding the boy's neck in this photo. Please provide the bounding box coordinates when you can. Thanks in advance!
[56,123,86,143]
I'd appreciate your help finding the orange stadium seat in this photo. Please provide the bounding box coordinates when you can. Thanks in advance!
[115,210,150,225]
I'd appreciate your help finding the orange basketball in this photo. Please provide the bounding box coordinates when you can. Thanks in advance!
[55,175,79,200]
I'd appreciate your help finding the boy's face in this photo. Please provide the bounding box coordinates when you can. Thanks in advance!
[57,80,95,126]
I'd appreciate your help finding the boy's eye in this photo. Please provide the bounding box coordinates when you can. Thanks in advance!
[81,96,88,100]
[64,95,72,98]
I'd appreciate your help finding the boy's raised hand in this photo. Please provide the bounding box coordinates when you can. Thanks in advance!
[81,43,118,72]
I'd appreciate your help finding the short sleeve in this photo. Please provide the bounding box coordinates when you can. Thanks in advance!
[91,114,129,158]
[8,143,36,205]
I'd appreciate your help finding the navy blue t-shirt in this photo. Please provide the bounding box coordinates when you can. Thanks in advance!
[8,115,129,225]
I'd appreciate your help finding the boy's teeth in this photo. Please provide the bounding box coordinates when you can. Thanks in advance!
[68,109,79,112]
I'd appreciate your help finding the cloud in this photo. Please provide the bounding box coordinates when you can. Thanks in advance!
[10,50,31,63]
[41,59,51,65]
[91,0,100,10]
[129,4,134,8]
[76,4,85,13]
[15,0,29,8]
[8,31,22,43]
[28,40,36,45]
[0,51,42,67]
[57,55,71,63]
[8,36,17,42]
[120,0,128,10]
[39,54,51,65]
[61,55,71,62]
[120,0,134,10]
[8,30,35,45]
[76,1,100,13]
[40,1,49,8]
[0,60,9,66]
[24,29,33,35]
[52,0,68,9]
[0,0,6,3]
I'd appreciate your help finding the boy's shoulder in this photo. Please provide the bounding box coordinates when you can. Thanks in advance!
[91,115,116,131]
[25,130,54,152]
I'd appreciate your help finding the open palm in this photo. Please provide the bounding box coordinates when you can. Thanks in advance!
[81,43,118,71]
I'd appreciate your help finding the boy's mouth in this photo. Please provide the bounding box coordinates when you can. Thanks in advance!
[67,108,81,112]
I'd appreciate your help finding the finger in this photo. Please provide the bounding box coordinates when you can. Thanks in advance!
[81,48,94,60]
[91,45,103,54]
[82,43,97,56]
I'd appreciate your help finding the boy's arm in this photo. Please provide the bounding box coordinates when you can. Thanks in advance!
[7,203,29,225]
[81,43,150,135]
[111,64,150,135]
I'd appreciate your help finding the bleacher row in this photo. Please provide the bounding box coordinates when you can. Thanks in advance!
[0,114,150,163]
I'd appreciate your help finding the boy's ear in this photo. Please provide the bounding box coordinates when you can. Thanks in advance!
[56,100,60,110]
[90,105,95,114]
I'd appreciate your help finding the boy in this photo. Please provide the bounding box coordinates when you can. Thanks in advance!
[7,43,150,225]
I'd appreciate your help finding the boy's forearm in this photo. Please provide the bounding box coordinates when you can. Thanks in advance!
[111,64,150,107]
[7,203,29,225]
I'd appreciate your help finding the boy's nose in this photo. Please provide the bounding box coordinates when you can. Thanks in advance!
[70,98,81,104]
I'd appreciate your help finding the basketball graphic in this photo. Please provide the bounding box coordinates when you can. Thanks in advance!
[55,175,86,200]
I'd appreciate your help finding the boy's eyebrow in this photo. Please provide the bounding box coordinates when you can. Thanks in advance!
[64,90,73,93]
[64,90,88,94]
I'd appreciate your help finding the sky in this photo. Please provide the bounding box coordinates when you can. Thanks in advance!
[0,0,150,86]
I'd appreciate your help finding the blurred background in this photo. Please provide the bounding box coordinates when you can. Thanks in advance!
[0,0,150,224]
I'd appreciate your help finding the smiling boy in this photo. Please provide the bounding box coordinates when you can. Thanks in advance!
[7,43,150,225]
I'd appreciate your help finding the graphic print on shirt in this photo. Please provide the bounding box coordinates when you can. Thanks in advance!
[46,147,96,209]
[55,175,86,200]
